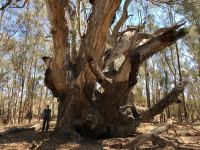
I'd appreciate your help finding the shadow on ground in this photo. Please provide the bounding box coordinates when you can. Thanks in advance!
[0,130,104,150]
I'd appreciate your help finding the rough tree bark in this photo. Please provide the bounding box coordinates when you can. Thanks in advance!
[43,0,188,138]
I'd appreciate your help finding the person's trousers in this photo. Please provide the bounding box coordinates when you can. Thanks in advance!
[42,119,49,131]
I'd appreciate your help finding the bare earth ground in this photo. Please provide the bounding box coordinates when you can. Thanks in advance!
[0,121,200,150]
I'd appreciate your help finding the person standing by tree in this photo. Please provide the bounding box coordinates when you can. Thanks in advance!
[42,105,51,131]
[26,108,33,124]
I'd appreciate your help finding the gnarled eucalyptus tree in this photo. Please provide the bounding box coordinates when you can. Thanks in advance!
[43,0,187,138]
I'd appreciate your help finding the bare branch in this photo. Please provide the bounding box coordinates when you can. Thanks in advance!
[0,0,29,11]
[112,0,132,36]
[153,20,186,36]
[103,29,155,69]
[112,21,187,88]
[9,0,29,9]
[104,30,136,67]
[0,0,12,11]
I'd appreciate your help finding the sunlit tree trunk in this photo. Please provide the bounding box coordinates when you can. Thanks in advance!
[42,0,187,138]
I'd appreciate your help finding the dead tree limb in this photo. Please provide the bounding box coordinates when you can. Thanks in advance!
[152,135,200,150]
[0,127,34,137]
[0,123,41,137]
[123,120,173,149]
[141,82,187,121]
[123,119,200,150]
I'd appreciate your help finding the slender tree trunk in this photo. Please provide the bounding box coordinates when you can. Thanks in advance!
[175,43,188,121]
[18,75,25,124]
[7,85,12,123]
[168,7,188,121]
[0,96,2,122]
[164,71,171,119]
[13,87,19,124]
[8,74,16,124]
[144,61,151,108]
[38,86,44,122]
[30,54,37,113]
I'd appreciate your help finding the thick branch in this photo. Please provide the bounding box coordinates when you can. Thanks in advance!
[85,0,121,63]
[88,59,113,89]
[104,32,154,68]
[75,0,121,76]
[141,82,186,121]
[44,0,69,68]
[153,20,186,36]
[43,0,75,96]
[104,26,153,69]
[127,22,187,87]
[104,31,136,67]
[131,22,188,62]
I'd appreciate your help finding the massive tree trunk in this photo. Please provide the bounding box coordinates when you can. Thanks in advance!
[43,0,188,138]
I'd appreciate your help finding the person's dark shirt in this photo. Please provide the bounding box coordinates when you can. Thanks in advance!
[27,111,32,119]
[43,108,51,120]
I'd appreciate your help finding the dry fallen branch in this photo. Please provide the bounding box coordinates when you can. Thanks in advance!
[0,123,41,137]
[123,120,173,149]
[172,123,200,136]
[175,123,200,133]
[122,120,200,150]
[152,135,200,150]
[171,125,184,143]
[0,127,35,137]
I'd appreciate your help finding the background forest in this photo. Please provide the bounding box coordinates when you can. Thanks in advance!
[0,0,199,125]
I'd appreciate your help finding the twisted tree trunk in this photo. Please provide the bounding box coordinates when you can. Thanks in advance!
[43,0,188,138]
